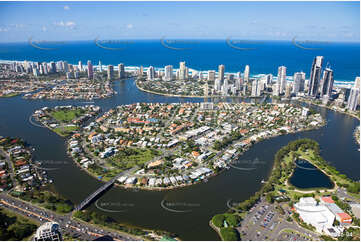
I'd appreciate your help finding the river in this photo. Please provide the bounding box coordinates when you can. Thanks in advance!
[0,79,359,241]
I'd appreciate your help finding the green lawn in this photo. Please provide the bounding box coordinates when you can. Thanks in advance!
[50,109,84,122]
[53,125,79,136]
[108,148,160,170]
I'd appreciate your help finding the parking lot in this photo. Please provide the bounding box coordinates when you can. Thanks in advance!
[237,198,319,241]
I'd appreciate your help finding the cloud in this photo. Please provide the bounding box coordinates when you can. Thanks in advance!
[53,21,76,29]
[0,27,9,32]
[41,26,47,32]
[126,24,133,29]
[9,24,24,29]
[64,5,70,10]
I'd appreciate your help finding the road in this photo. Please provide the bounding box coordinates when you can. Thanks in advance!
[0,193,140,241]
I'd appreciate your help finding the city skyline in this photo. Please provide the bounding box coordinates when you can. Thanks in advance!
[0,1,359,43]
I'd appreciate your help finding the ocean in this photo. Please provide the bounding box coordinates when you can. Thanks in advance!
[0,39,359,84]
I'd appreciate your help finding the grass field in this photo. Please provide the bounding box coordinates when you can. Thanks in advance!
[50,109,84,122]
[53,125,79,136]
[108,148,161,170]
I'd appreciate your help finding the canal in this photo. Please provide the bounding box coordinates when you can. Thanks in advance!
[0,79,359,241]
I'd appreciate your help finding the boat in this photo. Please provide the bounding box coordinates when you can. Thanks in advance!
[261,179,266,183]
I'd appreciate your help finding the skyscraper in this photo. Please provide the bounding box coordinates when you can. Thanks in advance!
[139,66,144,78]
[293,72,305,94]
[99,61,102,72]
[147,66,155,80]
[87,60,93,79]
[118,63,125,78]
[107,65,114,80]
[208,70,215,81]
[277,66,287,93]
[214,79,221,91]
[347,77,360,111]
[319,68,334,98]
[308,56,324,97]
[164,65,173,81]
[273,83,280,96]
[244,65,250,82]
[251,79,260,97]
[179,61,187,80]
[50,62,56,73]
[204,82,209,96]
[354,77,360,89]
[347,88,360,111]
[78,61,82,72]
[218,64,225,81]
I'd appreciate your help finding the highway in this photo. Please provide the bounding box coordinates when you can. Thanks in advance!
[0,193,140,241]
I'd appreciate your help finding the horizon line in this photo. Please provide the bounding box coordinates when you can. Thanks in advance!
[0,38,360,45]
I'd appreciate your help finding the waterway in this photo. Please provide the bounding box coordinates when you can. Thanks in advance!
[0,79,359,240]
[289,159,334,189]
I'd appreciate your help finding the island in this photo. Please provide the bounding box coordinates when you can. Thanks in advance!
[32,102,324,191]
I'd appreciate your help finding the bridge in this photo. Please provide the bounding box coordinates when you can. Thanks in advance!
[75,173,123,211]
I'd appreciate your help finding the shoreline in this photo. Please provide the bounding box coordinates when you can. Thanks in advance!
[66,120,326,192]
[137,80,361,122]
[208,138,345,241]
[299,98,360,121]
[135,80,262,99]
[285,158,337,194]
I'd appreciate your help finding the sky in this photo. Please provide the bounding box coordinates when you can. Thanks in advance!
[0,1,359,43]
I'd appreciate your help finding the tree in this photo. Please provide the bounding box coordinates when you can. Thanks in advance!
[266,193,274,203]
[212,214,225,228]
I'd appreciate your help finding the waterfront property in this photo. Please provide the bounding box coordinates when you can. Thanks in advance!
[53,102,325,191]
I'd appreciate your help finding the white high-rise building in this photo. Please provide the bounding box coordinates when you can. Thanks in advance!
[218,64,225,81]
[273,83,280,96]
[222,78,228,93]
[251,79,261,97]
[214,79,222,91]
[179,61,187,80]
[208,70,215,81]
[198,71,203,81]
[277,66,287,93]
[78,61,82,72]
[244,65,250,82]
[235,78,241,91]
[293,72,305,94]
[87,60,93,79]
[347,77,360,111]
[354,77,360,89]
[118,63,125,78]
[164,65,173,81]
[147,66,155,80]
[107,65,114,80]
[99,61,102,72]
